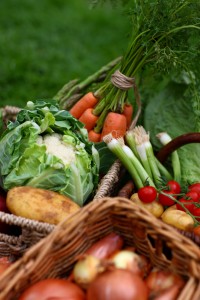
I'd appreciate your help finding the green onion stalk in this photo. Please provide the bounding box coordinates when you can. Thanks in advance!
[125,125,172,188]
[89,1,200,134]
[103,133,155,189]
[156,132,181,183]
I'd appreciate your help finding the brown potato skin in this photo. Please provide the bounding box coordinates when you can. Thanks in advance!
[6,186,80,225]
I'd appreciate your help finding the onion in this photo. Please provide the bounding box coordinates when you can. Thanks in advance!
[86,269,149,300]
[73,255,105,289]
[145,268,185,296]
[18,278,86,300]
[110,250,151,278]
[110,250,146,277]
[85,232,124,259]
[153,284,184,300]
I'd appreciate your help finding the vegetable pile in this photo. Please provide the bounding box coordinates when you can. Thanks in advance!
[17,233,186,300]
[0,0,200,268]
[0,100,99,206]
[104,125,200,233]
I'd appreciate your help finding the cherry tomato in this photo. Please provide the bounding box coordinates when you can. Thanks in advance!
[192,207,200,221]
[176,198,195,214]
[138,186,157,203]
[166,180,181,194]
[185,191,199,202]
[176,191,199,214]
[158,190,176,206]
[188,183,200,196]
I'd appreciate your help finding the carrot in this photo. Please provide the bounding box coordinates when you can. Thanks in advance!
[100,112,127,141]
[69,92,98,119]
[79,108,99,132]
[117,180,135,198]
[88,130,101,143]
[123,103,133,129]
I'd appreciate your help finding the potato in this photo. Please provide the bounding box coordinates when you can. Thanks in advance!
[161,207,195,231]
[6,186,80,225]
[130,193,164,218]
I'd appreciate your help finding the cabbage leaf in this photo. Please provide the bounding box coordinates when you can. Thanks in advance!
[0,100,99,206]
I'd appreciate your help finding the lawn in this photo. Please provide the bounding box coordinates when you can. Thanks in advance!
[0,0,130,108]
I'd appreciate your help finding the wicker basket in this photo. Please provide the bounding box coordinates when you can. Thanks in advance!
[1,62,200,259]
[0,197,200,299]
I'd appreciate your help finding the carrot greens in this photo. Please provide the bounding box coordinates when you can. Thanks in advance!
[91,0,200,133]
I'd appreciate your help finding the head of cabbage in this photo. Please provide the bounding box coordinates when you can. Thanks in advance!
[0,100,99,206]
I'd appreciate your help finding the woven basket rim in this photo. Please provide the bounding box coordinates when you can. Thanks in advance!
[0,211,55,233]
[1,196,200,299]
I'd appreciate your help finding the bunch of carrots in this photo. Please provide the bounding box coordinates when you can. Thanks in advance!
[69,91,134,143]
[64,1,200,144]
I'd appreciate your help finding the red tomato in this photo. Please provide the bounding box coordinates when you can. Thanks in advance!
[18,278,86,300]
[192,207,200,221]
[176,198,195,214]
[166,180,181,194]
[158,190,176,206]
[138,186,157,203]
[176,191,199,214]
[188,183,200,196]
[185,191,199,202]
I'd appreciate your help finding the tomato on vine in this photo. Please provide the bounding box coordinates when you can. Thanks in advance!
[166,180,181,194]
[158,190,176,206]
[138,186,157,203]
[176,199,195,214]
[176,191,199,214]
[188,183,200,196]
[192,206,200,221]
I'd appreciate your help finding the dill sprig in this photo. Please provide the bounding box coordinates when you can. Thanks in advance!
[92,0,200,132]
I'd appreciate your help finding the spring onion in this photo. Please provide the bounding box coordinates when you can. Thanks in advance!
[157,132,181,183]
[103,134,155,189]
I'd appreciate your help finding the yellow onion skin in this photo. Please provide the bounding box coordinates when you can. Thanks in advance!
[73,255,104,289]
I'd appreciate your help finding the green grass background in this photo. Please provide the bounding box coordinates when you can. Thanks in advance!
[0,0,130,108]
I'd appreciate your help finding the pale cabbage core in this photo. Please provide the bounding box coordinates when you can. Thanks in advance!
[37,133,76,165]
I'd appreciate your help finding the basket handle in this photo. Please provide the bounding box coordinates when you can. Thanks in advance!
[156,132,200,163]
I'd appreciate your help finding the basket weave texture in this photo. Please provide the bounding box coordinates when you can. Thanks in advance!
[0,159,121,256]
[0,197,200,299]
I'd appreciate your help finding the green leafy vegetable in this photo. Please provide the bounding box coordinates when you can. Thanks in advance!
[0,100,99,206]
[143,78,200,185]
